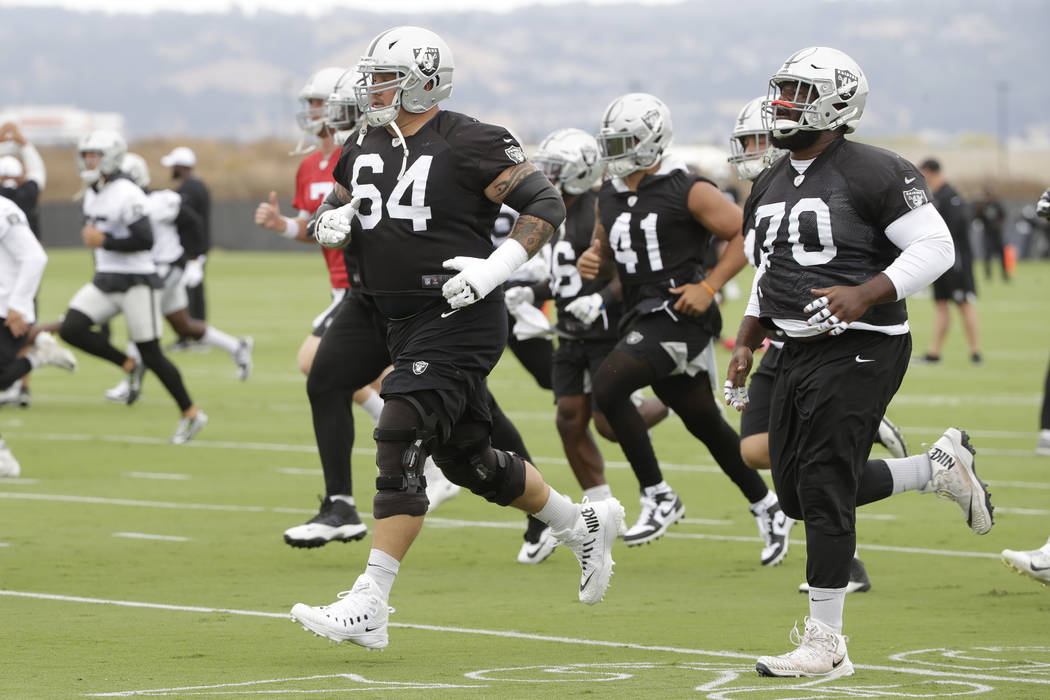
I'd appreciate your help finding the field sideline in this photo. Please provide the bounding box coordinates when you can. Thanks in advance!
[1,249,1048,698]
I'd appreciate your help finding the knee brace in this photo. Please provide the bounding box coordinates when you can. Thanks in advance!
[371,394,444,519]
[433,438,527,507]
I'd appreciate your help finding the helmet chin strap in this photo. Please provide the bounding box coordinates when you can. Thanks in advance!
[388,118,409,181]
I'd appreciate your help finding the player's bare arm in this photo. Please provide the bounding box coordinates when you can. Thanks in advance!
[725,315,766,394]
[485,161,564,257]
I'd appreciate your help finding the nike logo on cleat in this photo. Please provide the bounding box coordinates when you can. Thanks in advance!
[581,506,600,533]
[363,625,381,632]
[580,572,595,592]
[1030,564,1050,572]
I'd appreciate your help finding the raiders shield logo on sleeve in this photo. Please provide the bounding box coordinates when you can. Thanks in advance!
[902,188,928,210]
[412,360,429,375]
[505,145,525,163]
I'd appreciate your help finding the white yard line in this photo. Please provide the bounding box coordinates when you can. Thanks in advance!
[112,532,190,542]
[123,472,191,480]
[0,589,1046,693]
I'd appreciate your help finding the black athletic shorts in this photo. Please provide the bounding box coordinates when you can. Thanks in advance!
[381,297,507,426]
[613,310,717,378]
[769,330,911,528]
[552,337,617,400]
[932,265,977,303]
[740,343,782,439]
[0,322,28,368]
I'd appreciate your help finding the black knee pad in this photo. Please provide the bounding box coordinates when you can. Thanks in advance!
[372,394,444,519]
[434,442,527,507]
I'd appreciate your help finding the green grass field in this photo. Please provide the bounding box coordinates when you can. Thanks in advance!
[2,249,1049,699]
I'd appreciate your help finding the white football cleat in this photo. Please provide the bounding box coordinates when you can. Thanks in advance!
[874,415,907,458]
[1001,538,1050,587]
[27,331,77,371]
[234,337,254,381]
[756,617,854,679]
[423,458,461,514]
[171,410,208,445]
[290,574,390,649]
[104,379,131,403]
[0,438,21,478]
[552,497,625,605]
[750,493,794,567]
[623,488,684,546]
[1037,429,1050,457]
[924,428,994,535]
[517,522,557,565]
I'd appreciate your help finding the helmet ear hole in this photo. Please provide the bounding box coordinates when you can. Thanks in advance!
[423,79,435,92]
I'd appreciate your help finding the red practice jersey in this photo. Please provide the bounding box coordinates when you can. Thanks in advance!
[293,149,350,289]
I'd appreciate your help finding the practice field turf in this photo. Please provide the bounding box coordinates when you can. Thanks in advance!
[2,249,1048,699]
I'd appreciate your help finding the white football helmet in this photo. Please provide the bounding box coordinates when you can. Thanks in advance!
[297,67,345,135]
[77,130,127,185]
[121,152,150,189]
[327,65,366,133]
[596,93,673,178]
[355,26,454,127]
[728,97,786,181]
[534,128,604,195]
[762,46,868,137]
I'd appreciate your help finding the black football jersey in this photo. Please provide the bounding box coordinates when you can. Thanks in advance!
[744,138,927,330]
[332,110,523,302]
[549,190,619,340]
[932,182,972,267]
[597,165,715,309]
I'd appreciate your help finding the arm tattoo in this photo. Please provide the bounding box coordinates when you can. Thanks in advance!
[509,214,554,257]
[331,182,352,205]
[489,162,538,202]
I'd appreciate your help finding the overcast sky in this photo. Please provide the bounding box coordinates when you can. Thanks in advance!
[0,0,682,14]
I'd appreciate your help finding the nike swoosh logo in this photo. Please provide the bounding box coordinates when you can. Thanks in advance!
[1031,564,1050,572]
[524,544,545,559]
[364,625,380,632]
[811,597,832,602]
[580,571,595,592]
[905,177,916,184]
[855,355,874,363]
[440,309,460,318]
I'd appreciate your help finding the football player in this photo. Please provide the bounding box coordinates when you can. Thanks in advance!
[724,47,994,678]
[506,127,669,564]
[290,26,624,651]
[577,93,780,555]
[0,194,77,476]
[101,152,252,404]
[58,130,207,444]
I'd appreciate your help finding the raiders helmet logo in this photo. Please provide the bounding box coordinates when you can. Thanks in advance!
[902,187,928,210]
[412,360,429,375]
[641,109,662,132]
[6,213,20,225]
[504,145,525,163]
[581,143,598,165]
[413,47,440,76]
[835,68,859,100]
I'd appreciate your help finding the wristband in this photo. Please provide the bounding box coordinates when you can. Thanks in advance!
[282,217,299,239]
[700,280,718,297]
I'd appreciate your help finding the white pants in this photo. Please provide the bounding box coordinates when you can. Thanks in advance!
[157,264,189,317]
[69,283,162,343]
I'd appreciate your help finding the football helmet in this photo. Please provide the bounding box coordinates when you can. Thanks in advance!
[355,26,454,127]
[297,66,345,135]
[728,97,786,181]
[327,65,365,133]
[76,129,127,185]
[534,128,604,195]
[762,46,868,137]
[596,93,673,178]
[121,152,151,189]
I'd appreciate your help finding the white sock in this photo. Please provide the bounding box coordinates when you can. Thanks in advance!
[808,586,846,634]
[364,548,400,601]
[359,390,384,424]
[583,484,613,502]
[533,486,577,533]
[329,494,355,506]
[125,341,142,365]
[749,489,777,513]
[642,481,671,498]
[885,454,932,494]
[202,326,241,356]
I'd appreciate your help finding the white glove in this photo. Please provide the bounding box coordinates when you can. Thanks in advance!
[802,295,848,336]
[723,379,750,411]
[316,198,360,249]
[504,285,535,310]
[442,240,528,310]
[564,293,604,325]
[1037,188,1050,220]
[509,302,554,341]
[182,257,204,287]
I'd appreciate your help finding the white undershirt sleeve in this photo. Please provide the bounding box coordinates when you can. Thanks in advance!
[19,143,46,189]
[882,203,955,300]
[745,262,763,318]
[1,221,48,321]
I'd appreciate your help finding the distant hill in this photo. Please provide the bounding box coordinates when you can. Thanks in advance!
[1,1,1048,146]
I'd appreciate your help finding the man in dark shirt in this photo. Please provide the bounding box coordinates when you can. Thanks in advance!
[160,146,210,344]
[918,159,981,364]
